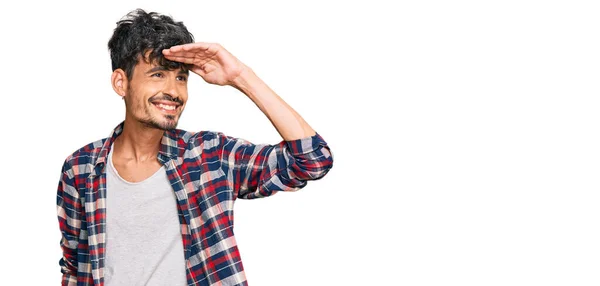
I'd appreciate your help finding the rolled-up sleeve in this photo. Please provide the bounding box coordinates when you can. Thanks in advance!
[218,132,333,199]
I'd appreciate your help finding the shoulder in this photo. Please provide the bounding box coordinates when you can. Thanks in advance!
[61,137,108,176]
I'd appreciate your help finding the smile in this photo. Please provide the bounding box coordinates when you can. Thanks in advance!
[156,103,176,110]
[151,102,180,114]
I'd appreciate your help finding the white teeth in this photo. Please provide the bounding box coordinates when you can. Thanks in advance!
[157,104,176,110]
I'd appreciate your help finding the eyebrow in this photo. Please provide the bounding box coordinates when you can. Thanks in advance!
[146,66,189,75]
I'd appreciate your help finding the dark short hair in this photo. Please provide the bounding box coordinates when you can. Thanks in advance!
[108,9,194,80]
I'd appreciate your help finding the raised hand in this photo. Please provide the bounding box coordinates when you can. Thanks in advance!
[162,42,246,86]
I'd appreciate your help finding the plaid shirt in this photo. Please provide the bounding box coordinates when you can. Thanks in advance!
[56,122,333,286]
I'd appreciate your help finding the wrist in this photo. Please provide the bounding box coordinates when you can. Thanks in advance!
[231,66,255,88]
[231,67,264,98]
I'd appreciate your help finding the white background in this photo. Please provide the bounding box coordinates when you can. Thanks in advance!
[0,0,599,285]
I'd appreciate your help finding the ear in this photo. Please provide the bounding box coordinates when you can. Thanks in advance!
[111,69,128,98]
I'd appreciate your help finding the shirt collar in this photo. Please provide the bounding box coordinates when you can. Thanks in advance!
[95,121,180,167]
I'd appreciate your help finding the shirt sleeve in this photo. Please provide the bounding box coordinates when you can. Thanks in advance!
[56,162,81,285]
[218,132,334,199]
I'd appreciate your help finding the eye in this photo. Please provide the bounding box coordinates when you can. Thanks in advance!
[177,75,188,81]
[151,73,164,78]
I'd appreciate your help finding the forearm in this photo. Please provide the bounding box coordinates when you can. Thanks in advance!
[231,67,315,141]
[218,132,333,199]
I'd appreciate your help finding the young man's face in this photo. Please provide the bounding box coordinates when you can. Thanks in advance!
[124,55,189,130]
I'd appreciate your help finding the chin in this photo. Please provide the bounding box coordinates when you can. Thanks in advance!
[143,116,180,130]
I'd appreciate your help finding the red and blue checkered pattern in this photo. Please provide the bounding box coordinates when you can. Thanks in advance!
[57,122,333,285]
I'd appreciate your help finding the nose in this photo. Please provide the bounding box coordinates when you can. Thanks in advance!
[163,77,179,100]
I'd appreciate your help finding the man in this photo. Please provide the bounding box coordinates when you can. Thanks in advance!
[56,9,333,286]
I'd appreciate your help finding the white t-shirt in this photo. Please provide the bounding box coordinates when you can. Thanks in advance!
[104,146,187,286]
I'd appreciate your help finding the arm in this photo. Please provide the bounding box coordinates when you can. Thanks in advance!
[163,43,334,197]
[162,42,315,140]
[230,67,315,140]
[218,131,333,199]
[56,162,81,285]
[222,66,332,198]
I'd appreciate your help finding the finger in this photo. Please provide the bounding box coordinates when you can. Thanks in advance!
[182,42,212,52]
[162,48,194,55]
[164,51,205,59]
[168,42,211,53]
[163,55,195,64]
[193,67,206,78]
[163,49,214,60]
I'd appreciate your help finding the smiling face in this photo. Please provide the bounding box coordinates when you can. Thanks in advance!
[122,55,189,130]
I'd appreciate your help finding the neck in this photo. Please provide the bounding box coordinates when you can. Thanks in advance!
[113,118,164,163]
